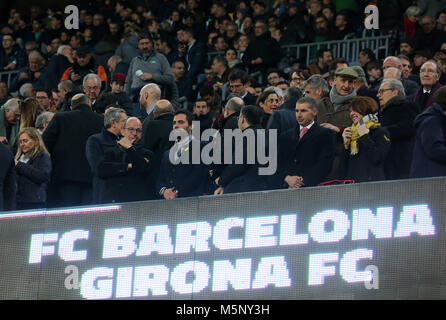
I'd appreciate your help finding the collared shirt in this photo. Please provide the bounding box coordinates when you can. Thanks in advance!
[423,88,431,94]
[299,121,315,132]
[146,103,156,116]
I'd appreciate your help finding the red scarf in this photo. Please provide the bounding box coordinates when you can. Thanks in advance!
[403,18,416,37]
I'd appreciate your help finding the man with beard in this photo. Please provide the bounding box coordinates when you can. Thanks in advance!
[125,33,174,103]
[157,110,209,199]
[193,99,213,134]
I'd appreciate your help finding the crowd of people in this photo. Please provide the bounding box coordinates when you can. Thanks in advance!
[1,0,446,211]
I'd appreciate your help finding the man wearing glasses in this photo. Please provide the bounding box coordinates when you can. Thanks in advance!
[87,114,153,203]
[228,69,257,105]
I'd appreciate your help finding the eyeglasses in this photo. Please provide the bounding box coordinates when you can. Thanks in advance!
[85,86,100,91]
[230,84,243,89]
[420,68,437,74]
[378,88,393,95]
[126,128,142,134]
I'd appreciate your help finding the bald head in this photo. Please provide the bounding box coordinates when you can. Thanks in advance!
[225,96,244,117]
[71,93,91,109]
[383,67,402,80]
[383,56,403,71]
[153,99,174,118]
[139,83,161,110]
[123,116,143,143]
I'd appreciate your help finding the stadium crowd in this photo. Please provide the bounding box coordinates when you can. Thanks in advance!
[1,0,446,211]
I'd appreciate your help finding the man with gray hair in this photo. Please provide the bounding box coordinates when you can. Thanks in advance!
[223,96,244,130]
[413,60,443,111]
[19,83,35,98]
[83,73,103,111]
[86,107,128,203]
[35,111,54,134]
[0,98,21,147]
[377,78,419,180]
[43,93,104,207]
[382,55,419,100]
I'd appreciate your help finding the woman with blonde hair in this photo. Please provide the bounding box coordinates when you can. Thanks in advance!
[15,127,51,210]
[341,96,391,183]
[19,97,44,130]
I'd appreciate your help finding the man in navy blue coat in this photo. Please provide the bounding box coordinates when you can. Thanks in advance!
[270,97,336,189]
[0,142,16,211]
[157,109,209,199]
[214,105,267,195]
[411,87,446,178]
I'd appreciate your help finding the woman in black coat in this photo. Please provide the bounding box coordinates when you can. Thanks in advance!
[341,96,391,183]
[15,127,51,210]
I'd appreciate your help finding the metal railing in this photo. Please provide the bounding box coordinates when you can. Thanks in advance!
[208,35,391,66]
[0,70,20,90]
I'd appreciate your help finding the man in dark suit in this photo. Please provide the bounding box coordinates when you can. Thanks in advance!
[0,142,16,211]
[214,105,267,194]
[42,93,104,208]
[157,109,209,199]
[413,60,443,111]
[377,79,418,180]
[228,69,258,105]
[180,28,207,83]
[142,100,175,199]
[270,97,336,189]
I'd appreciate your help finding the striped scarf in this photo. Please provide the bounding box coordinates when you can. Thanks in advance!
[346,114,380,155]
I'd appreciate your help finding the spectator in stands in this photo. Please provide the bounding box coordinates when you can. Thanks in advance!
[14,127,51,210]
[414,60,443,111]
[266,69,284,86]
[366,61,382,89]
[109,73,132,116]
[20,98,44,130]
[40,45,74,90]
[214,105,267,194]
[138,83,161,120]
[178,28,207,82]
[142,99,175,199]
[61,45,107,90]
[290,69,311,90]
[211,55,231,92]
[0,81,12,106]
[411,87,446,178]
[317,67,357,179]
[107,55,129,79]
[358,48,376,74]
[383,56,420,100]
[125,33,174,103]
[211,35,229,53]
[271,96,335,189]
[399,38,415,57]
[0,142,16,211]
[19,83,35,99]
[57,80,78,112]
[35,112,54,134]
[437,11,446,31]
[399,54,420,84]
[415,16,446,56]
[35,89,52,112]
[193,99,213,134]
[377,78,418,180]
[333,12,353,40]
[228,69,258,105]
[42,93,103,208]
[242,19,282,80]
[257,88,280,128]
[308,48,332,77]
[93,93,119,115]
[340,96,390,182]
[41,14,63,47]
[224,47,243,69]
[351,66,378,103]
[157,109,209,199]
[10,50,45,92]
[0,34,26,71]
[86,107,128,203]
[413,50,430,75]
[403,6,422,38]
[280,2,309,44]
[313,15,336,42]
[83,74,103,112]
[154,37,177,65]
[266,86,302,136]
[115,33,139,64]
[171,60,193,102]
[0,98,21,148]
[94,115,153,203]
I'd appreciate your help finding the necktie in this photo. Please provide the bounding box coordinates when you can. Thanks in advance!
[300,127,308,139]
